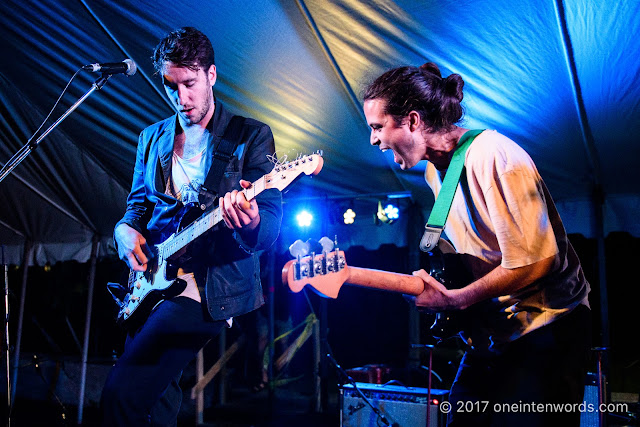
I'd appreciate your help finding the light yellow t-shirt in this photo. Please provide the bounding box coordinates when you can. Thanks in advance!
[425,130,589,352]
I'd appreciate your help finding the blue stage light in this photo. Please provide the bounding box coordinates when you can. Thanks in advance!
[384,203,399,220]
[296,210,313,227]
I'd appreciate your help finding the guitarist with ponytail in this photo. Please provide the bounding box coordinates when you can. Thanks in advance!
[363,63,590,427]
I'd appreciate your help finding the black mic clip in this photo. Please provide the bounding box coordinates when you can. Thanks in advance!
[82,59,137,76]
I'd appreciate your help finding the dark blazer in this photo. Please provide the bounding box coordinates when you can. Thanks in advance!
[116,101,282,321]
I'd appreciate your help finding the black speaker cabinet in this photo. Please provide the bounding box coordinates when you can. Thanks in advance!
[340,382,449,427]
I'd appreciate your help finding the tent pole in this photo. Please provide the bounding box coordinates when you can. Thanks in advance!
[593,187,610,381]
[77,236,99,425]
[407,202,423,367]
[10,240,32,403]
[266,248,275,409]
[553,0,609,375]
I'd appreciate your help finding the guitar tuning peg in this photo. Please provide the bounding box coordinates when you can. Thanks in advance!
[289,239,309,258]
[318,236,334,253]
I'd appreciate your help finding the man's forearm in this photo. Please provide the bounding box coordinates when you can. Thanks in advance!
[453,255,555,310]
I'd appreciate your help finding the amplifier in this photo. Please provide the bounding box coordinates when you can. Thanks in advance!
[340,382,448,427]
[580,372,603,427]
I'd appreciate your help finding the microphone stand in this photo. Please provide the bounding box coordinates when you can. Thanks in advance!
[412,344,435,427]
[327,353,398,427]
[3,246,10,426]
[0,72,111,425]
[0,73,112,184]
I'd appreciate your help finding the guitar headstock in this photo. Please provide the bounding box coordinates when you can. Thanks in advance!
[282,248,348,299]
[264,152,324,191]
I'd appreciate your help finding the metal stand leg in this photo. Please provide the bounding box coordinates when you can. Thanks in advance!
[593,347,608,427]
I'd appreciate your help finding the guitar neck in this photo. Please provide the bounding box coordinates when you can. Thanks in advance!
[160,176,267,259]
[345,266,425,296]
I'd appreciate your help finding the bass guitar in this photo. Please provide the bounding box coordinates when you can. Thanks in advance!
[109,153,323,329]
[281,237,473,340]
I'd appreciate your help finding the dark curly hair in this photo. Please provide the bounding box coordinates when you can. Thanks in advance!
[152,27,215,73]
[363,62,464,132]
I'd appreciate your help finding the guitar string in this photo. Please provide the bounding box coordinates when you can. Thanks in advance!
[160,175,266,259]
[159,152,321,259]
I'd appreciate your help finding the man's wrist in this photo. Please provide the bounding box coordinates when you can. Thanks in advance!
[451,286,477,311]
[237,216,261,247]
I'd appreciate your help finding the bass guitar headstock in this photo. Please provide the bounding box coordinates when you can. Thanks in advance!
[281,236,348,298]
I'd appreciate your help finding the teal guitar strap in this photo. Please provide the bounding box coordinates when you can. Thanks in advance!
[419,129,485,252]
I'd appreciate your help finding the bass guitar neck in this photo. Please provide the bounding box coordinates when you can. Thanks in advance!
[282,238,473,340]
[282,253,424,298]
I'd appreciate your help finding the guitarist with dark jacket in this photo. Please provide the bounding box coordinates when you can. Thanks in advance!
[363,63,591,427]
[101,27,282,426]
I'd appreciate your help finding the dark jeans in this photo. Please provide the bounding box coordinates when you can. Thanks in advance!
[447,304,592,427]
[101,297,225,426]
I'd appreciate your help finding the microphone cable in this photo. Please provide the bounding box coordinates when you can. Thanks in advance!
[25,68,82,149]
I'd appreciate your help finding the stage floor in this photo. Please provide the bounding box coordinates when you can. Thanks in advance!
[2,381,341,426]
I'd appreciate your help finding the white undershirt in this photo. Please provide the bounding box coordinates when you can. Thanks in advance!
[168,146,233,327]
[170,148,207,204]
[168,148,205,304]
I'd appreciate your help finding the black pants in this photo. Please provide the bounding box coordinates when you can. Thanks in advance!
[101,297,225,426]
[447,305,592,427]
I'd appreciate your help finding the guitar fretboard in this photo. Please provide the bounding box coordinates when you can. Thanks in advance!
[159,176,267,259]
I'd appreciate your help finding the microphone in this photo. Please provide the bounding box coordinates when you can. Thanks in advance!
[82,59,137,76]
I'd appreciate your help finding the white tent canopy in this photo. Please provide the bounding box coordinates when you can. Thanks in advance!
[1,0,639,265]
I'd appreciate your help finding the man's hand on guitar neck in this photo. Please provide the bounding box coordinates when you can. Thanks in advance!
[410,269,460,311]
[115,223,152,272]
[411,255,556,312]
[220,179,260,231]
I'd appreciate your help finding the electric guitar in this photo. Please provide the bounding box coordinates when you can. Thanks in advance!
[281,238,473,340]
[108,153,323,329]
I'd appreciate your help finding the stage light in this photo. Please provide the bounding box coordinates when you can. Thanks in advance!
[384,203,399,220]
[296,210,313,227]
[343,208,356,225]
[376,201,389,224]
[376,201,399,224]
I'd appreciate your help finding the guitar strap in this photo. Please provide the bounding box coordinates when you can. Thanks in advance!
[419,129,485,252]
[198,115,246,209]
